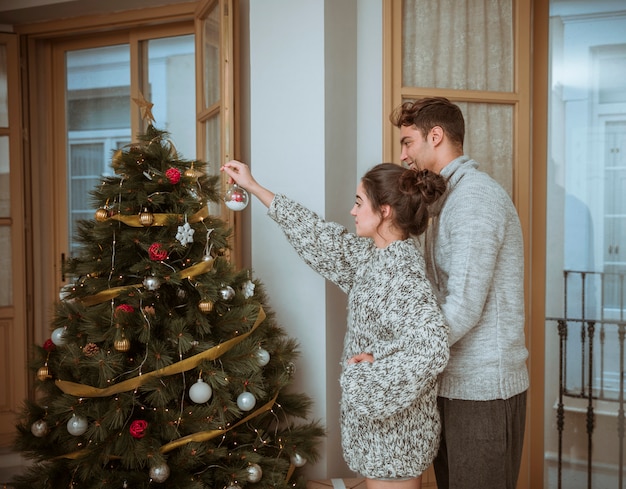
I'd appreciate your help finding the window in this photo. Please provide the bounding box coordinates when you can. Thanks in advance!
[17,0,236,370]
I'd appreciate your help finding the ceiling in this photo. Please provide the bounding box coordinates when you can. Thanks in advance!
[0,0,194,27]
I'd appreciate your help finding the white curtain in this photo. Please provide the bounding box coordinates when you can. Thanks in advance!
[402,0,514,196]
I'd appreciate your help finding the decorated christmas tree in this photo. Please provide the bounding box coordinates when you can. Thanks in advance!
[11,110,324,488]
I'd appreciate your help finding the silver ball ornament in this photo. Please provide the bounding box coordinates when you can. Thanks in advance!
[255,348,270,367]
[219,285,236,301]
[66,414,88,436]
[59,284,75,301]
[31,419,49,437]
[237,391,256,411]
[51,327,67,346]
[202,255,215,268]
[246,463,263,483]
[143,276,161,291]
[290,453,307,467]
[149,463,171,483]
[189,378,213,403]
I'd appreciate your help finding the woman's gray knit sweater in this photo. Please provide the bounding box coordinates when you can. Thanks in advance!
[268,194,449,479]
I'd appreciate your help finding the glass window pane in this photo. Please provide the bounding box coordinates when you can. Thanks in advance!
[402,0,513,92]
[0,44,7,127]
[460,102,514,197]
[598,49,626,104]
[546,3,626,486]
[66,45,132,256]
[0,226,12,306]
[147,35,196,159]
[203,3,220,109]
[0,135,9,217]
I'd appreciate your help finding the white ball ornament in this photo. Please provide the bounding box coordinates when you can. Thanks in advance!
[237,391,256,411]
[51,327,67,346]
[255,348,270,367]
[149,463,171,483]
[67,414,88,436]
[31,419,49,437]
[246,463,263,483]
[290,453,307,467]
[189,378,213,403]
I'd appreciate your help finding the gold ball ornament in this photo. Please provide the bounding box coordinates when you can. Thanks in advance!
[139,209,154,226]
[114,337,131,352]
[184,166,200,179]
[95,208,109,221]
[198,300,214,313]
[112,149,124,170]
[37,365,51,381]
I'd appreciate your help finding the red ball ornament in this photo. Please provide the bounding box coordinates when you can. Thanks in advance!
[43,339,56,352]
[129,419,148,439]
[148,243,168,261]
[115,304,135,316]
[166,167,181,184]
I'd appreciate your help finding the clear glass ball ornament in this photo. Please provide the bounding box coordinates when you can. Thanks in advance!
[224,184,249,211]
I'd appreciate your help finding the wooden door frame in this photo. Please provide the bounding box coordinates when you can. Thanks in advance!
[0,31,28,448]
[382,1,550,487]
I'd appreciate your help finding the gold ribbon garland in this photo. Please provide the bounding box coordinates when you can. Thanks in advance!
[55,307,266,397]
[106,205,210,228]
[159,391,278,453]
[77,259,215,307]
[58,390,279,458]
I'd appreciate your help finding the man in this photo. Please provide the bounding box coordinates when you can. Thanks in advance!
[390,97,529,489]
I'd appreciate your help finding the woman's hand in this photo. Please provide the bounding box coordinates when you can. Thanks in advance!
[221,160,256,188]
[221,160,275,208]
[347,353,374,365]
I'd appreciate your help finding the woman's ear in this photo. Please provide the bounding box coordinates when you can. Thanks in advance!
[380,204,392,220]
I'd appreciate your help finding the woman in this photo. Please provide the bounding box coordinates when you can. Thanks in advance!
[221,161,449,489]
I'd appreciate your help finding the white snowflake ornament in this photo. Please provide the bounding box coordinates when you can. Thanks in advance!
[242,279,255,299]
[176,221,195,246]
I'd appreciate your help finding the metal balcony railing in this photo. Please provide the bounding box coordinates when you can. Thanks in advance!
[547,269,626,489]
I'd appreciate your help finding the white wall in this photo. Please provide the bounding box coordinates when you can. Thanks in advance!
[246,0,383,479]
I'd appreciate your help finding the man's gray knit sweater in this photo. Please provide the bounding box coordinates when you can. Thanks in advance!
[424,156,529,401]
[268,194,449,479]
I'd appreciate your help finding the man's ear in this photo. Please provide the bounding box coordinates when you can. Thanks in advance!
[431,126,444,145]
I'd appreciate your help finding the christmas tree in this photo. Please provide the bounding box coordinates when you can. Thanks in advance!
[11,114,324,488]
